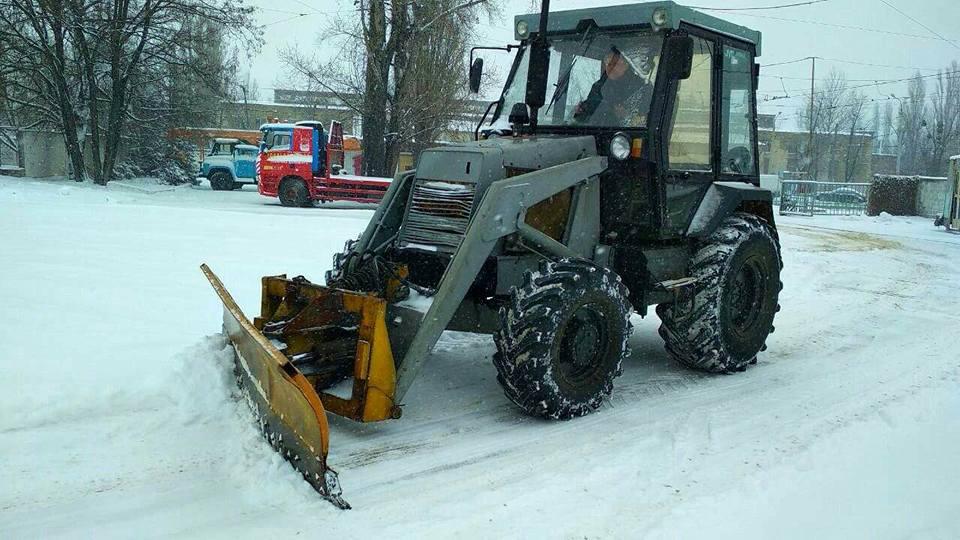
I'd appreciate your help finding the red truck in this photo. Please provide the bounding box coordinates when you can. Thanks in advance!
[257,121,392,207]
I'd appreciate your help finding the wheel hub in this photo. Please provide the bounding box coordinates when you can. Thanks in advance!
[557,304,608,383]
[728,256,766,338]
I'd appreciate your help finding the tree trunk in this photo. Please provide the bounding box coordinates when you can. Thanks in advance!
[46,7,86,182]
[360,1,389,177]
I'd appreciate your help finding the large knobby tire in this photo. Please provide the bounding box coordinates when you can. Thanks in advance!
[209,171,233,191]
[493,259,633,420]
[658,212,782,373]
[279,178,312,207]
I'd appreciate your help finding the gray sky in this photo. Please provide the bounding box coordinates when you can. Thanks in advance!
[246,0,960,130]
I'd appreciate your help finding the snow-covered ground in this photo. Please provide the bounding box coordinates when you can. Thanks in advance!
[2,176,958,539]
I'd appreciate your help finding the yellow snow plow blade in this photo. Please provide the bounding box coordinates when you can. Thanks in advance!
[201,264,402,509]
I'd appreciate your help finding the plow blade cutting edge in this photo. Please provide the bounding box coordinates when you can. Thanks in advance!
[200,264,350,509]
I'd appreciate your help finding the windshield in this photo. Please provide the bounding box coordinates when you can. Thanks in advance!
[496,29,663,129]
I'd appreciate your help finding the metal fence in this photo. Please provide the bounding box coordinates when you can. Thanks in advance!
[778,180,871,216]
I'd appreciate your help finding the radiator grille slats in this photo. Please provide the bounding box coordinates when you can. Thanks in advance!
[400,180,477,252]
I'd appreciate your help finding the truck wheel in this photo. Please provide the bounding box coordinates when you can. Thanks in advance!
[657,212,781,373]
[493,259,632,420]
[209,171,231,191]
[279,178,311,207]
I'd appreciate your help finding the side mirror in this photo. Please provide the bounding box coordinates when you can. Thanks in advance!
[525,39,551,109]
[469,58,484,94]
[662,35,694,81]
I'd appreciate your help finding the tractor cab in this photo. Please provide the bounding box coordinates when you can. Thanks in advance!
[471,1,764,240]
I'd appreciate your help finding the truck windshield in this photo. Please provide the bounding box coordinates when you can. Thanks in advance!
[496,29,663,129]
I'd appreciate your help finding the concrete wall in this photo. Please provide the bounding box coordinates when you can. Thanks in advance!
[917,176,950,218]
[21,130,70,178]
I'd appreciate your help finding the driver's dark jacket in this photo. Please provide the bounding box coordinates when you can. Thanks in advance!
[575,70,646,124]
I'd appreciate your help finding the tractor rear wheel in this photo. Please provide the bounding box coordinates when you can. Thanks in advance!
[279,178,312,207]
[209,171,232,191]
[493,259,632,420]
[657,212,781,373]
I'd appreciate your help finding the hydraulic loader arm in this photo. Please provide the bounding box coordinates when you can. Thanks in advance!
[393,156,608,400]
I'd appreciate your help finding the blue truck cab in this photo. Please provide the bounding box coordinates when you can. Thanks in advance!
[199,138,258,191]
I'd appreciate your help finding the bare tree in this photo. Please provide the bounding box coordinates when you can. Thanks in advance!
[0,0,259,183]
[895,73,929,176]
[0,0,89,180]
[842,90,870,182]
[282,0,499,176]
[798,69,848,180]
[927,62,960,176]
[879,101,894,155]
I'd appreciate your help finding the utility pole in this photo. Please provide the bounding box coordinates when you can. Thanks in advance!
[808,56,816,179]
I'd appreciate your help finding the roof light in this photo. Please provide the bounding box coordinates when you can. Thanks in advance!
[652,7,669,28]
[516,20,530,38]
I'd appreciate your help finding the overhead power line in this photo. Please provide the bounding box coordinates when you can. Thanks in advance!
[688,0,831,11]
[720,12,960,44]
[761,69,960,103]
[878,0,960,52]
[763,57,813,68]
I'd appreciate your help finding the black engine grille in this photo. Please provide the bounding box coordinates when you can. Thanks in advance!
[399,180,477,252]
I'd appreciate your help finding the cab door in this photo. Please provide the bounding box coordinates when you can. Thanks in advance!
[234,150,255,179]
[718,43,759,183]
[657,31,718,237]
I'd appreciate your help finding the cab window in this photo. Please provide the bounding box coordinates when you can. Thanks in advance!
[271,133,291,150]
[667,36,714,171]
[720,46,757,175]
[210,142,232,155]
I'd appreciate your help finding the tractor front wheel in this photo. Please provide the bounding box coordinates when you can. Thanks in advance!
[493,259,632,420]
[279,178,312,207]
[657,212,782,373]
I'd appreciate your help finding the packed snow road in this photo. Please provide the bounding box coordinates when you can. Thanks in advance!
[2,177,959,538]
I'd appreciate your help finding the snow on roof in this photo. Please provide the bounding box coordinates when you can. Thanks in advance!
[213,137,241,143]
[235,144,258,150]
[259,123,296,130]
[951,155,960,161]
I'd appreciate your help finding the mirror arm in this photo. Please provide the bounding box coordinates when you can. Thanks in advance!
[469,45,520,68]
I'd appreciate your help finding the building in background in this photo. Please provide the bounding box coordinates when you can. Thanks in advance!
[758,113,875,182]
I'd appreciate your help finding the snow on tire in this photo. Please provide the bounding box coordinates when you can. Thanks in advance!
[493,259,632,420]
[658,212,782,373]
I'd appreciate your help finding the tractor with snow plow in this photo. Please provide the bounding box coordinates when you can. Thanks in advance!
[202,0,781,508]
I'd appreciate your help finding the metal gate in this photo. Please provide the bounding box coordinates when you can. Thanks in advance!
[779,180,871,216]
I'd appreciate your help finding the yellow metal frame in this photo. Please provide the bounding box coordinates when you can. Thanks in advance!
[256,275,399,423]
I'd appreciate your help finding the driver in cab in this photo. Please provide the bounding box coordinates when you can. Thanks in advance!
[574,46,654,126]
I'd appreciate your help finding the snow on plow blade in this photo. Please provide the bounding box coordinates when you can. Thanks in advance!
[200,264,402,510]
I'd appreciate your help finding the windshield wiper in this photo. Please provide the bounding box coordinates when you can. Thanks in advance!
[545,26,596,116]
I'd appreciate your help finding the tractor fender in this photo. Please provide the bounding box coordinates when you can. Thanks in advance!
[686,181,775,237]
